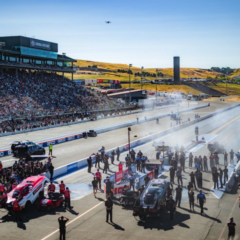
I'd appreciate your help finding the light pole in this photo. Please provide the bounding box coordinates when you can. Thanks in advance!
[128,64,132,102]
[128,127,131,156]
[141,66,144,90]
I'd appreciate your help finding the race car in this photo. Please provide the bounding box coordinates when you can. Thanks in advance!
[170,112,181,121]
[133,179,169,221]
[39,192,64,211]
[83,130,98,138]
[11,140,45,158]
[5,176,49,212]
[119,189,140,207]
[207,142,225,154]
[152,141,171,151]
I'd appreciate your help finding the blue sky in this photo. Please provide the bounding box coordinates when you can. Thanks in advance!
[0,0,240,68]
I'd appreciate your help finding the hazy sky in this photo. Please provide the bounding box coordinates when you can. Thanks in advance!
[1,0,239,68]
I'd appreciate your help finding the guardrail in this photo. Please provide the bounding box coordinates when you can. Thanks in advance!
[44,103,240,180]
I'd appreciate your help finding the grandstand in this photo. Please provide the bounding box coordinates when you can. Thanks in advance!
[0,36,132,133]
[0,36,76,80]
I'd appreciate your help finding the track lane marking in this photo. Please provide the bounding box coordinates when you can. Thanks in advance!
[40,201,103,240]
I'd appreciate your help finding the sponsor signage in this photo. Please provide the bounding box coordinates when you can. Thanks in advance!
[115,171,123,182]
[30,39,51,50]
[67,162,78,173]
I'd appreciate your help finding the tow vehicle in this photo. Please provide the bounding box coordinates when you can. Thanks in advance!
[6,176,49,212]
[133,179,169,221]
[11,140,45,159]
[39,192,64,211]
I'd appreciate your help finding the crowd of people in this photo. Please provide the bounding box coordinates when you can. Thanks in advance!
[0,156,55,194]
[0,70,131,133]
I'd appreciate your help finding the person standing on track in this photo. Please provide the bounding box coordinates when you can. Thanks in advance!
[223,166,229,185]
[175,184,182,208]
[166,195,176,221]
[203,156,208,171]
[48,163,54,181]
[224,152,228,166]
[170,166,175,184]
[189,152,193,168]
[95,153,100,168]
[227,217,236,240]
[92,177,98,197]
[197,190,206,215]
[213,170,219,189]
[95,169,102,190]
[219,168,223,188]
[189,188,195,211]
[59,181,65,194]
[176,167,183,186]
[87,156,92,173]
[13,197,22,222]
[64,187,71,209]
[229,150,234,163]
[105,196,113,223]
[111,150,115,164]
[116,147,120,161]
[58,216,69,240]
[49,143,53,156]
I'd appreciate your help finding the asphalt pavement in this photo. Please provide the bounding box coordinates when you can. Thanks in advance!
[0,102,240,240]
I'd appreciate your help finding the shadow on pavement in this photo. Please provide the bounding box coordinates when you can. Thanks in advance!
[137,211,190,231]
[109,222,125,231]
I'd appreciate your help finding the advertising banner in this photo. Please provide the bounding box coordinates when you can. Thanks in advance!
[115,171,123,182]
[67,162,78,173]
[97,79,103,83]
[30,39,51,50]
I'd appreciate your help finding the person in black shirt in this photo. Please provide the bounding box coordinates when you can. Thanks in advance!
[48,163,54,181]
[227,217,236,240]
[154,165,159,179]
[105,196,113,223]
[87,157,92,173]
[175,185,183,208]
[213,170,219,189]
[105,178,113,198]
[95,153,100,168]
[92,177,98,197]
[169,166,175,184]
[188,188,195,211]
[116,147,120,161]
[166,195,176,220]
[58,216,69,240]
[223,166,228,185]
[219,168,223,188]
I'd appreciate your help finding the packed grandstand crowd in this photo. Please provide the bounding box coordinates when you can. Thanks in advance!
[0,70,130,133]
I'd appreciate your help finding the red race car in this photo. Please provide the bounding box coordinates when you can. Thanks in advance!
[39,192,64,212]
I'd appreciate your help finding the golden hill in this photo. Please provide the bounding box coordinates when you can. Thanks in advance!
[75,59,223,78]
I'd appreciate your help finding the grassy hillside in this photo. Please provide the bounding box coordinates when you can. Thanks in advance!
[75,59,222,79]
[203,83,240,95]
[121,84,202,95]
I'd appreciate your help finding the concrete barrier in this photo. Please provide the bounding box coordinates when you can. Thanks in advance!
[225,154,240,192]
[45,103,240,180]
